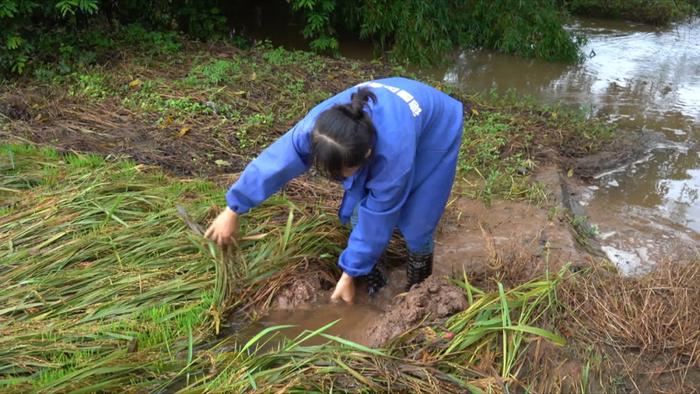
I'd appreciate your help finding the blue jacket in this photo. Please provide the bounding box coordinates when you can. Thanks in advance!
[226,77,463,277]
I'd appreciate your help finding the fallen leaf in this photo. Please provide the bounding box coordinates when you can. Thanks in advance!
[233,90,247,96]
[471,107,480,116]
[214,159,231,167]
[128,79,142,90]
[241,233,269,241]
[177,126,191,137]
[159,116,173,129]
[567,168,574,177]
[249,71,257,81]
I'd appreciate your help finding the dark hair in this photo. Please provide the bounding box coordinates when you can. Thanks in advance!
[310,87,377,180]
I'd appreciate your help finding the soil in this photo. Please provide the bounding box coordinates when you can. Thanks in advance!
[435,166,594,287]
[1,92,244,175]
[272,270,333,310]
[0,46,392,178]
[365,276,468,347]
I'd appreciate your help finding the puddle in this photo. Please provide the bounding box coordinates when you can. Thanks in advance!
[241,302,384,347]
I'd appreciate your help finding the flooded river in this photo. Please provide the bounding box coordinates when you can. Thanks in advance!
[437,17,700,273]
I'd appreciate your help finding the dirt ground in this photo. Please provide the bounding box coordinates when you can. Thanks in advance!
[0,46,391,177]
[435,166,592,284]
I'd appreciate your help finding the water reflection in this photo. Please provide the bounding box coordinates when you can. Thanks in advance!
[442,17,700,268]
[446,19,700,128]
[444,20,700,240]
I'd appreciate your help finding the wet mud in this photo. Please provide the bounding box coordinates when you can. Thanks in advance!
[365,276,468,347]
[272,270,333,310]
[251,165,596,347]
[565,131,661,179]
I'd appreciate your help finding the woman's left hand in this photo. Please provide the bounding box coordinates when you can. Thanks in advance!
[330,272,355,303]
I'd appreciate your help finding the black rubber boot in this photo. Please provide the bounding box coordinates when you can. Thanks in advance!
[366,265,387,297]
[406,252,433,291]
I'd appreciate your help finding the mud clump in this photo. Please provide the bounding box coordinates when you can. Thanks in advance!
[272,271,332,310]
[366,276,467,347]
[566,131,660,179]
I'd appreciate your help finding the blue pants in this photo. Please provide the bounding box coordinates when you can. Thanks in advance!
[350,204,434,256]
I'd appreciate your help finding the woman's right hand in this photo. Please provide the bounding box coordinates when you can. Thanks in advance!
[330,272,356,304]
[204,206,240,246]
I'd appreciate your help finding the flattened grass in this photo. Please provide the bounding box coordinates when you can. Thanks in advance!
[0,144,341,391]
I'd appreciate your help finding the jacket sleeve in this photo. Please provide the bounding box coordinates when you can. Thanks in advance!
[338,138,415,277]
[225,120,312,214]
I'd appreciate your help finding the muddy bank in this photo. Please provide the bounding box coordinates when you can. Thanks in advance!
[437,166,595,281]
[565,130,660,180]
[560,161,699,274]
[253,165,600,348]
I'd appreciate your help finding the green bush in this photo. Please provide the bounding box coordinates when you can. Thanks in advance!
[1,0,101,74]
[459,0,585,61]
[340,0,584,63]
[0,0,219,76]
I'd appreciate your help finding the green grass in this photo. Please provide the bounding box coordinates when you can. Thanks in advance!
[48,45,333,154]
[162,268,567,393]
[458,111,541,203]
[186,59,243,86]
[68,70,112,100]
[455,89,616,204]
[259,42,328,74]
[0,143,341,391]
[0,144,575,392]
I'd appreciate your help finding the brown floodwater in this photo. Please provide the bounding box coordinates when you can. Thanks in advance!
[430,17,700,273]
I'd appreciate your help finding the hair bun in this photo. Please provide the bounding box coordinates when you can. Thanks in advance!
[345,87,377,121]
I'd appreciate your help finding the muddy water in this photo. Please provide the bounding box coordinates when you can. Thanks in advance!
[437,18,700,273]
[239,266,415,347]
[241,303,383,347]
